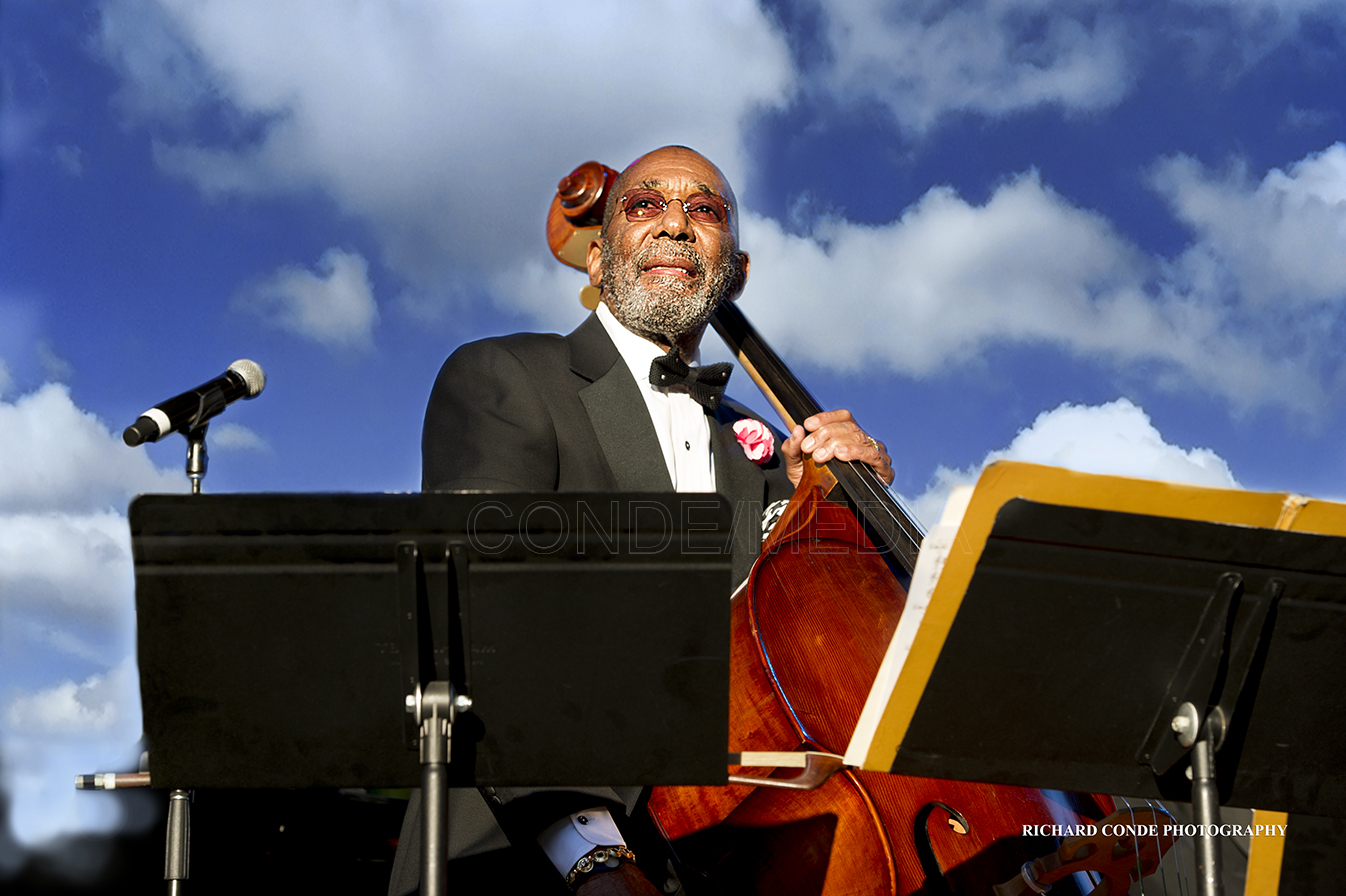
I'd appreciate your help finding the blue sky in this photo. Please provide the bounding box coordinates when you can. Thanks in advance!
[3,0,1345,877]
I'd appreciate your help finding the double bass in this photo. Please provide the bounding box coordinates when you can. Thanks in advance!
[546,161,1175,896]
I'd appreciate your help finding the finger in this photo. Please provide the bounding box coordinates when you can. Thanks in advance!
[780,425,808,487]
[800,420,861,454]
[780,424,807,461]
[815,433,894,484]
[801,409,856,432]
[833,438,889,467]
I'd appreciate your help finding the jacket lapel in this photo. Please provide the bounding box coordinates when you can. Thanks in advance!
[711,403,773,585]
[569,313,673,492]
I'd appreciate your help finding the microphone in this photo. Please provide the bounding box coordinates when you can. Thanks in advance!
[123,360,266,447]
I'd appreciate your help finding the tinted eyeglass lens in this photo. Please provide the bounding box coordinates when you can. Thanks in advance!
[621,190,668,220]
[682,193,729,224]
[621,190,729,225]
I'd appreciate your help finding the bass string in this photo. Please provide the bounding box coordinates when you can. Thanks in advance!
[1159,797,1194,896]
[1115,796,1191,896]
[843,457,926,538]
[835,457,926,560]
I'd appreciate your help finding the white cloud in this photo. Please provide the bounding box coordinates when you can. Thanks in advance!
[738,171,1321,412]
[1,660,147,848]
[209,421,268,452]
[96,0,219,124]
[1159,0,1346,75]
[908,398,1239,525]
[488,258,595,334]
[1,588,147,848]
[5,660,137,736]
[235,248,379,350]
[815,0,1133,132]
[0,383,185,515]
[9,616,111,666]
[808,0,1346,132]
[95,0,794,309]
[0,386,180,848]
[1153,142,1346,306]
[0,511,135,618]
[741,173,1139,373]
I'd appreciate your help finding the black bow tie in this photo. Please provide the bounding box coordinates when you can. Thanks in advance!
[649,347,732,411]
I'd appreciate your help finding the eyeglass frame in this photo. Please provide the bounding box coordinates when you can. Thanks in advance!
[615,189,733,227]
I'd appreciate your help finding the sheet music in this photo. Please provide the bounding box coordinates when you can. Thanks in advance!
[844,485,975,767]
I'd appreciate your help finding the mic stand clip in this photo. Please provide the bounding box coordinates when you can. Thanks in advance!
[183,424,209,495]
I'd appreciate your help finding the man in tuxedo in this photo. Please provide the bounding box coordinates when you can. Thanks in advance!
[391,146,892,895]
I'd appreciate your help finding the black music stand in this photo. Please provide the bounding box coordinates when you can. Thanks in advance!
[131,491,736,895]
[877,499,1346,896]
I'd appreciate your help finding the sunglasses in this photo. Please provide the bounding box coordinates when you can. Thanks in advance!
[617,189,732,226]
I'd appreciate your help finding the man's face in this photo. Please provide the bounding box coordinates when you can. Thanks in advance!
[586,147,748,348]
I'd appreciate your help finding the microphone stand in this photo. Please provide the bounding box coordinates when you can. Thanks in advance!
[184,423,209,495]
[164,423,212,890]
[93,372,254,891]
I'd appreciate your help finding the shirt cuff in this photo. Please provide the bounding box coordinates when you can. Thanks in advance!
[537,807,627,877]
[761,498,790,540]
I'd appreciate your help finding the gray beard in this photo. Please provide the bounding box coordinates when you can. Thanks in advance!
[602,240,736,346]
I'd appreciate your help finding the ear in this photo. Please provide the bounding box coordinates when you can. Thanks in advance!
[726,250,750,301]
[586,238,604,288]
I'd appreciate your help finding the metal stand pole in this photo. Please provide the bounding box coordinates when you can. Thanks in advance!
[165,789,191,895]
[1190,716,1225,896]
[414,681,471,896]
[421,684,450,896]
[1158,576,1282,896]
[167,429,208,890]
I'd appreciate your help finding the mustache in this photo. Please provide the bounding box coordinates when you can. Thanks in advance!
[635,243,706,277]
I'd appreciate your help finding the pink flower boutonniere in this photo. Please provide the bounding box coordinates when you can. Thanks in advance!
[733,418,774,464]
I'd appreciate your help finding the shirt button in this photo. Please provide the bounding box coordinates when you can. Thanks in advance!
[577,815,589,825]
[684,441,691,450]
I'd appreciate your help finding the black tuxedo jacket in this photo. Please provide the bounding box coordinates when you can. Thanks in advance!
[422,310,795,586]
[390,312,796,893]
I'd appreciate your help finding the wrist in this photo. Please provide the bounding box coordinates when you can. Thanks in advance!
[566,845,636,892]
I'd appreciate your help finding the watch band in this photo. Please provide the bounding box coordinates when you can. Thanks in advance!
[565,845,636,891]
